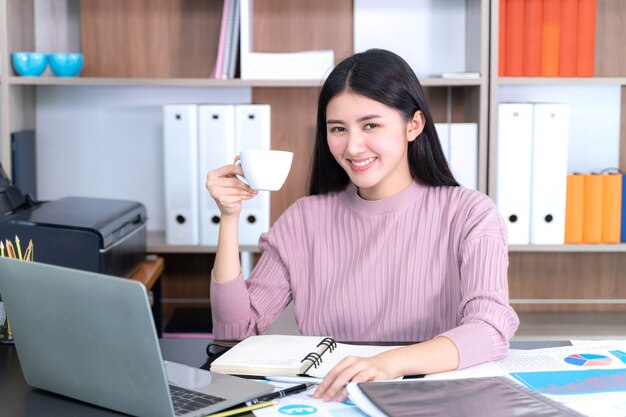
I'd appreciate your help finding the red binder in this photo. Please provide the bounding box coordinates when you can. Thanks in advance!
[559,0,579,77]
[577,0,596,77]
[541,0,561,76]
[523,0,542,76]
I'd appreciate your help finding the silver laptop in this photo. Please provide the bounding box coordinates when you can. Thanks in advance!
[0,257,272,417]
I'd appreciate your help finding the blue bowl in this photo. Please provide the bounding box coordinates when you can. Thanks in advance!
[12,52,47,76]
[48,53,84,77]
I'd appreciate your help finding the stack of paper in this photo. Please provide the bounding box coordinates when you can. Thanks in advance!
[241,50,334,80]
[239,0,334,80]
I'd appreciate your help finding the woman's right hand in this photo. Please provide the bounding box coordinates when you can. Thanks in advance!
[205,159,258,218]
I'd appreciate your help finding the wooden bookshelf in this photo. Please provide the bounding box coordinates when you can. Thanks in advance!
[3,0,624,337]
[489,0,626,327]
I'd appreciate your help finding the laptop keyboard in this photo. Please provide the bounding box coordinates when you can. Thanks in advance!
[169,384,226,416]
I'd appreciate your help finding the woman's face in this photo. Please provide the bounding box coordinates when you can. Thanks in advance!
[326,92,424,200]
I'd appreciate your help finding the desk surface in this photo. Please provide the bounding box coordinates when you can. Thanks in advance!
[128,256,164,290]
[0,339,570,417]
[0,338,208,417]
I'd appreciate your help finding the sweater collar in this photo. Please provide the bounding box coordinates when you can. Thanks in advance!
[344,180,423,216]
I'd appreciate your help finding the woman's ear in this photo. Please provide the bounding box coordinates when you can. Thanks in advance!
[406,110,426,142]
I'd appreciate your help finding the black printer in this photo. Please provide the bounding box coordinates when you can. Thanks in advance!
[0,196,147,277]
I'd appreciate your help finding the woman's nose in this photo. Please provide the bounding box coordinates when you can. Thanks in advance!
[346,132,366,155]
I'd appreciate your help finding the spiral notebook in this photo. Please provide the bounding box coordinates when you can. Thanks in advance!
[210,335,402,378]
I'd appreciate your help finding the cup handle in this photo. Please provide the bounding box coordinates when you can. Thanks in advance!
[234,160,249,186]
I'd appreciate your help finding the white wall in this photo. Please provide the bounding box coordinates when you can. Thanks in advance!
[498,84,621,174]
[36,86,251,231]
[354,0,470,76]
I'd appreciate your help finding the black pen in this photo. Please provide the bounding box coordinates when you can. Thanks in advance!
[248,383,314,405]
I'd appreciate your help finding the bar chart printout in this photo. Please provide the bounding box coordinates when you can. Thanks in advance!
[511,369,626,396]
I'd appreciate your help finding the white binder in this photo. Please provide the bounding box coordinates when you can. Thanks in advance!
[450,123,478,190]
[235,104,271,246]
[198,105,237,246]
[433,123,477,190]
[434,123,451,161]
[163,105,200,245]
[496,103,534,245]
[529,104,569,244]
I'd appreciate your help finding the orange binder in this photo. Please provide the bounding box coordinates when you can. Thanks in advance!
[602,173,622,243]
[506,0,525,76]
[541,0,560,76]
[577,0,596,77]
[559,0,579,77]
[499,0,508,76]
[565,174,585,243]
[523,0,542,76]
[583,174,603,243]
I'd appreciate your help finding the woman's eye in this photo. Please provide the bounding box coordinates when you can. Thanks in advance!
[329,126,346,133]
[364,123,378,130]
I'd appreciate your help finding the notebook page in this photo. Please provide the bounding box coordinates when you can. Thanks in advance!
[210,335,329,376]
[308,343,403,378]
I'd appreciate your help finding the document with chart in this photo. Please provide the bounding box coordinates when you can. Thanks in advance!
[494,342,626,417]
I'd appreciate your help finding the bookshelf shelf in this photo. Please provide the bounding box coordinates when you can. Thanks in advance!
[6,76,485,88]
[514,312,626,341]
[147,231,260,254]
[508,244,626,253]
[499,77,626,86]
[7,76,326,88]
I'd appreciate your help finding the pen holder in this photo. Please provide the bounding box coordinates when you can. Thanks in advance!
[0,235,35,344]
[0,297,12,344]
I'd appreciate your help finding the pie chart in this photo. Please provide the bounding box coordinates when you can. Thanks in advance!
[564,353,612,367]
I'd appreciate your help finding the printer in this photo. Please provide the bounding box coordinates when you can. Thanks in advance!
[0,196,147,278]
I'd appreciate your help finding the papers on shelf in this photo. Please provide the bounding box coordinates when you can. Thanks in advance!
[439,72,480,79]
[241,50,335,80]
[240,0,334,80]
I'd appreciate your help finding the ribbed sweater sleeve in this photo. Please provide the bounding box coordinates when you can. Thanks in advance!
[210,182,519,369]
[438,196,518,368]
[210,200,305,338]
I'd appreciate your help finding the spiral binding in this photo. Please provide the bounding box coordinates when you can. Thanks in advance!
[299,337,337,373]
[301,352,322,368]
[317,337,337,352]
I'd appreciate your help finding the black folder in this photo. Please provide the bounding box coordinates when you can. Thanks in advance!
[356,376,584,417]
[11,130,37,200]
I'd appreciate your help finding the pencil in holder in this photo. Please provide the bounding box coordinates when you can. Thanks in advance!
[0,235,34,344]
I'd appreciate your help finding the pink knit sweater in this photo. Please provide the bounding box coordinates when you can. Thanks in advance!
[211,181,519,369]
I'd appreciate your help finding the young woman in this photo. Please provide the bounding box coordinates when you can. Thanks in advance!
[205,49,519,401]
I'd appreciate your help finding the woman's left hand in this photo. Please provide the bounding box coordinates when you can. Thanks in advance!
[312,355,399,402]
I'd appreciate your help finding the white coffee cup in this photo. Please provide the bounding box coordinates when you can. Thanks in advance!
[235,150,294,191]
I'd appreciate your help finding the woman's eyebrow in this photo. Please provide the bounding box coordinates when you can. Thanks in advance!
[326,114,382,124]
[357,114,382,122]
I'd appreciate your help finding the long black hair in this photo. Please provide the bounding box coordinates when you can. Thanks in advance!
[308,48,458,195]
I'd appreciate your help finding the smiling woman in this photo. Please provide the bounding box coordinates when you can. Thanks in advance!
[325,92,422,200]
[205,49,519,402]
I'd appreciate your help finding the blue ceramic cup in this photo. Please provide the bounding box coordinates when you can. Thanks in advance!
[12,52,48,76]
[48,53,84,77]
